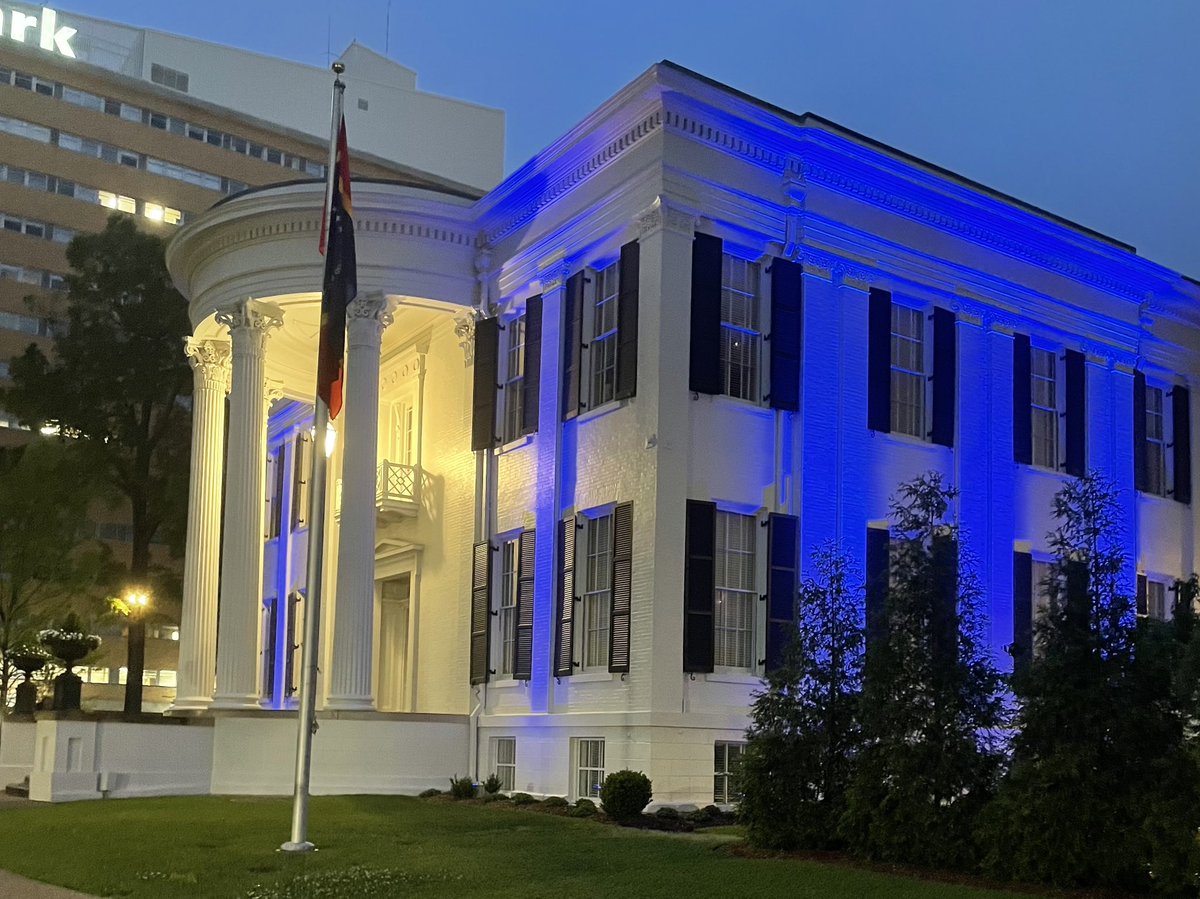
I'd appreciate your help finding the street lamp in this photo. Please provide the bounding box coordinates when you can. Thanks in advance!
[122,588,151,717]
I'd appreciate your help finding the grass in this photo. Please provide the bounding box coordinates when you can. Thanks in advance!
[0,795,1045,898]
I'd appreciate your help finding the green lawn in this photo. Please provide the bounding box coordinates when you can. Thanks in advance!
[0,795,1044,898]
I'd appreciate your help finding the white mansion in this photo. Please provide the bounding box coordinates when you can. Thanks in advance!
[9,61,1198,804]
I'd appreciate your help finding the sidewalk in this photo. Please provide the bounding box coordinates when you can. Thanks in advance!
[0,871,96,899]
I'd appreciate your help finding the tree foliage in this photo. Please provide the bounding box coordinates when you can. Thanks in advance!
[842,473,1005,869]
[980,473,1200,894]
[0,214,191,713]
[740,543,864,850]
[0,442,112,704]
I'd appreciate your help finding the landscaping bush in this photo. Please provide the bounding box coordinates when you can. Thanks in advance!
[417,788,442,799]
[569,803,597,818]
[480,792,508,804]
[540,796,569,810]
[574,798,596,811]
[448,776,476,800]
[510,792,537,805]
[599,770,651,822]
[482,773,503,794]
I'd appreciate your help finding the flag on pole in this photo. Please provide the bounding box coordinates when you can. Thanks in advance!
[316,118,356,419]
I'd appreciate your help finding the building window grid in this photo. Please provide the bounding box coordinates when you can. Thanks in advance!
[720,255,761,402]
[0,66,324,177]
[574,738,605,800]
[1145,385,1170,497]
[890,304,926,438]
[493,737,516,792]
[498,538,519,677]
[581,514,613,670]
[590,263,620,408]
[502,314,526,444]
[0,262,65,292]
[714,741,745,804]
[714,511,756,670]
[0,163,186,226]
[1030,347,1059,470]
[0,211,72,244]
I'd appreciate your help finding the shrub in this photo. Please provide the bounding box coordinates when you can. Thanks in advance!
[599,770,651,822]
[574,798,596,811]
[569,804,597,818]
[480,792,508,804]
[417,788,442,799]
[448,776,476,800]
[540,795,569,810]
[654,806,680,820]
[510,792,537,805]
[482,773,503,794]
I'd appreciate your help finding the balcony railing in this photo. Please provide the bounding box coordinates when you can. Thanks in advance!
[376,460,419,517]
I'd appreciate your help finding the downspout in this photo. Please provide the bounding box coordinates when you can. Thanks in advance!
[470,248,495,783]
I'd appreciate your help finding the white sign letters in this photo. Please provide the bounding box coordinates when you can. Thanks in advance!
[0,6,78,58]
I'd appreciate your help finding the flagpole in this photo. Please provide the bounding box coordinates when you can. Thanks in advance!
[281,60,345,855]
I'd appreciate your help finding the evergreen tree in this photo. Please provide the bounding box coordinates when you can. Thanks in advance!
[1,215,191,714]
[842,473,1004,869]
[980,473,1200,893]
[739,543,864,850]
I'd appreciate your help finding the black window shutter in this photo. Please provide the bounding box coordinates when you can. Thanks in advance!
[471,318,499,451]
[514,529,536,680]
[1133,371,1147,493]
[765,513,799,672]
[1012,551,1033,671]
[614,241,639,401]
[931,534,958,670]
[608,502,633,673]
[562,272,585,420]
[931,308,956,447]
[521,295,542,436]
[769,258,803,412]
[866,526,890,649]
[1137,572,1148,617]
[683,500,716,673]
[1173,385,1191,505]
[867,288,892,433]
[1013,333,1032,465]
[554,517,577,677]
[1064,349,1087,477]
[689,232,723,395]
[470,541,492,685]
[1065,558,1089,628]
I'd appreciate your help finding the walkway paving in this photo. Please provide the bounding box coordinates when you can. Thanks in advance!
[0,871,96,898]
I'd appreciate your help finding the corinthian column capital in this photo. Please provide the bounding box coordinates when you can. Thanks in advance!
[346,292,394,347]
[184,337,232,393]
[215,300,284,353]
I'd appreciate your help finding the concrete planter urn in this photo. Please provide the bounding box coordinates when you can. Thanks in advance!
[38,615,101,712]
[8,649,48,714]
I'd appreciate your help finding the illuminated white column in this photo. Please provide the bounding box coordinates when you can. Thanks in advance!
[327,292,392,710]
[173,337,231,710]
[213,300,283,709]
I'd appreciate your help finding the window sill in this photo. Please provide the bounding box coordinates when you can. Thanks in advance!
[1019,463,1068,480]
[700,393,772,418]
[562,670,617,683]
[574,398,630,425]
[702,670,761,685]
[488,677,525,688]
[1137,489,1179,505]
[494,435,532,456]
[873,430,946,452]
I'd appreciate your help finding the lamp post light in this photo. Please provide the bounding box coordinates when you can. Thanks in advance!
[123,589,150,717]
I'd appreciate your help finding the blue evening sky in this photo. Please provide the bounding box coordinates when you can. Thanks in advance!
[61,1,1198,278]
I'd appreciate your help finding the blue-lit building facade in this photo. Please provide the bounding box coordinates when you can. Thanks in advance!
[162,61,1200,805]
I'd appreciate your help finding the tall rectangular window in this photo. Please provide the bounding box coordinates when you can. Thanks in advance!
[266,446,284,540]
[502,314,526,443]
[574,738,605,800]
[890,304,925,437]
[498,537,519,677]
[1148,580,1168,620]
[1032,559,1054,616]
[1146,385,1169,497]
[581,513,613,670]
[590,263,619,408]
[720,255,761,401]
[493,738,516,792]
[1031,348,1059,469]
[714,511,756,670]
[714,741,745,804]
